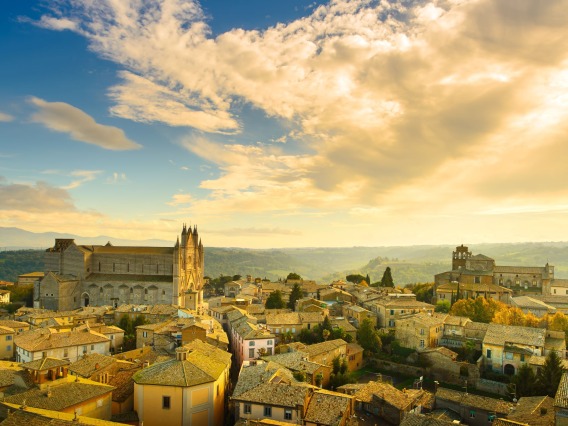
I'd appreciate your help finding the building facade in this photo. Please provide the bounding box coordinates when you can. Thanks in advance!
[36,224,204,311]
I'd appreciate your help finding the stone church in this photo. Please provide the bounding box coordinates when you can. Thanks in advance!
[35,224,204,312]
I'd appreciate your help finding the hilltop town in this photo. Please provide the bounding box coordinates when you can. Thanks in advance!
[0,226,567,426]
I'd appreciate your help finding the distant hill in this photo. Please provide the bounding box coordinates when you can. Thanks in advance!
[1,227,568,284]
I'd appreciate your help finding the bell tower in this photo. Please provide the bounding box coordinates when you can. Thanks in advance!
[452,245,471,270]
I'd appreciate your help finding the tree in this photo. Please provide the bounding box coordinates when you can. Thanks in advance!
[287,272,302,280]
[288,283,303,311]
[357,318,382,354]
[346,274,366,284]
[232,274,242,281]
[365,274,371,286]
[537,351,564,397]
[265,290,286,309]
[510,364,538,397]
[435,300,451,313]
[449,297,505,323]
[380,267,394,288]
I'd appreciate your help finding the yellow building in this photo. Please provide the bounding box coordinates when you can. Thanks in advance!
[133,341,231,426]
[0,326,15,360]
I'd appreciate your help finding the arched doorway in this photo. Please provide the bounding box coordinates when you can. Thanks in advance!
[504,364,515,375]
[81,292,90,307]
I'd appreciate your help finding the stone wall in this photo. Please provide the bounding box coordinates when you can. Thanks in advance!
[421,351,481,387]
[475,378,510,396]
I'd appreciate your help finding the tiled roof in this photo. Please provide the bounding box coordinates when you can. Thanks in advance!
[262,352,324,375]
[346,343,364,355]
[303,339,346,358]
[436,387,513,414]
[400,413,457,426]
[303,390,352,425]
[331,318,357,333]
[15,328,110,352]
[484,323,545,347]
[551,279,568,288]
[299,312,325,322]
[0,403,130,425]
[108,369,137,403]
[233,382,311,407]
[68,353,116,377]
[437,282,512,293]
[133,346,230,387]
[232,362,296,398]
[22,358,70,371]
[0,326,15,335]
[512,296,556,311]
[443,315,471,326]
[0,369,19,388]
[494,266,547,274]
[555,372,568,409]
[3,379,114,411]
[0,320,29,330]
[354,380,427,410]
[266,312,301,326]
[504,396,554,426]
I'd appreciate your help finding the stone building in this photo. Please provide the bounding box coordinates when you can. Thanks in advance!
[434,245,555,303]
[36,224,204,311]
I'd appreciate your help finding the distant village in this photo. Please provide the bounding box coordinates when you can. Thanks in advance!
[0,226,567,426]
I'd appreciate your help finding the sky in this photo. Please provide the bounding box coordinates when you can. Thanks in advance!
[1,0,568,249]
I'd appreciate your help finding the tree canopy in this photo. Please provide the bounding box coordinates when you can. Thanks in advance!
[287,272,302,280]
[357,318,382,354]
[346,274,366,284]
[380,267,394,287]
[265,290,286,309]
[288,283,303,311]
[537,351,564,397]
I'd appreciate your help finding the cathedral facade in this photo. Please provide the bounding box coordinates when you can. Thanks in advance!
[35,224,204,311]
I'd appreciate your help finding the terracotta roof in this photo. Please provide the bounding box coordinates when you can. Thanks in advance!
[303,339,346,358]
[266,312,301,326]
[133,346,230,387]
[555,372,568,409]
[68,353,117,377]
[436,387,513,414]
[0,403,130,425]
[262,352,325,375]
[303,390,352,425]
[494,266,547,274]
[400,413,457,426]
[512,296,556,311]
[437,282,512,293]
[484,323,545,347]
[0,321,28,331]
[232,362,296,398]
[233,382,311,407]
[15,329,110,352]
[21,358,70,371]
[3,379,114,411]
[354,380,428,410]
[0,326,14,335]
[504,396,554,426]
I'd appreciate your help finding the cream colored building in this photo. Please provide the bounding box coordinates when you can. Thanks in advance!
[133,341,231,426]
[395,313,447,351]
[0,326,15,360]
[37,224,204,311]
[14,327,110,363]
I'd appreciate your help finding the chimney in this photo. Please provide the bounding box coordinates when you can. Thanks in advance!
[176,347,189,361]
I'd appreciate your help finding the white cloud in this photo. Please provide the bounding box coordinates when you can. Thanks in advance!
[0,112,14,122]
[62,170,102,190]
[29,97,141,151]
[35,0,568,219]
[168,193,193,206]
[106,172,128,184]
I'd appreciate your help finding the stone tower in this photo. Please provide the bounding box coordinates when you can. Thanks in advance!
[173,224,205,310]
[452,245,471,270]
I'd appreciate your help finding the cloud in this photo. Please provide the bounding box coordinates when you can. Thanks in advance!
[106,172,128,184]
[207,227,301,237]
[35,0,568,217]
[0,178,76,212]
[168,193,193,206]
[0,112,14,122]
[62,170,102,190]
[29,97,141,150]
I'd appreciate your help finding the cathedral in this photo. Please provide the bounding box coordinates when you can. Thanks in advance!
[35,224,204,311]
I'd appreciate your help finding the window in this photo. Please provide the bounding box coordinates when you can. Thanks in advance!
[249,341,255,346]
[162,396,171,409]
[6,335,12,341]
[520,354,525,362]
[249,348,255,358]
[420,329,424,335]
[487,349,492,358]
[266,348,273,355]
[284,409,292,420]
[389,320,395,327]
[505,352,513,360]
[420,340,425,348]
[390,309,394,315]
[97,399,103,408]
[91,345,94,350]
[6,345,11,351]
[64,348,68,357]
[83,345,87,354]
[470,410,476,418]
[264,406,272,417]
[142,331,148,338]
[42,351,47,358]
[267,340,272,345]
[243,404,251,414]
